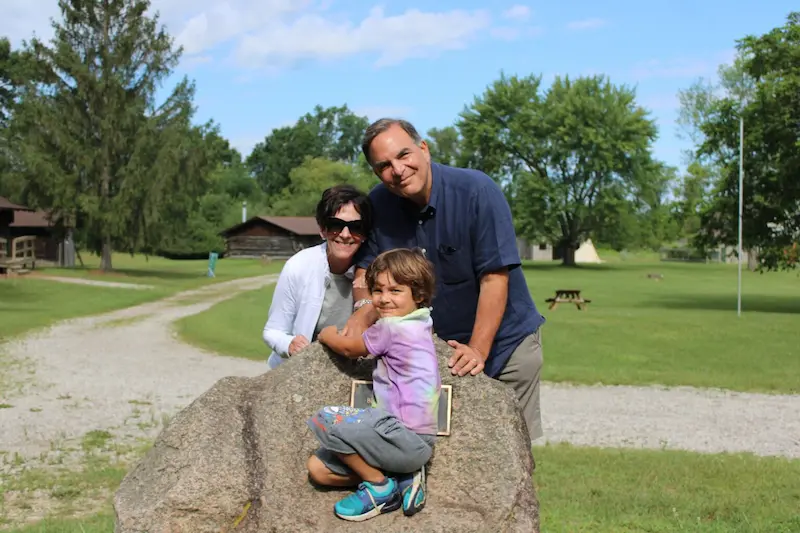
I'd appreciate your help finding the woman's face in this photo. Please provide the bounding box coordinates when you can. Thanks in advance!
[321,202,365,264]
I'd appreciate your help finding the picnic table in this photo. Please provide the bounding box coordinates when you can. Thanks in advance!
[545,289,591,311]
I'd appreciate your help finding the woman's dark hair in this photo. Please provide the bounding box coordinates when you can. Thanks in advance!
[315,184,373,234]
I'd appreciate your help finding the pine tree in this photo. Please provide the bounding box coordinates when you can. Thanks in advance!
[12,0,211,270]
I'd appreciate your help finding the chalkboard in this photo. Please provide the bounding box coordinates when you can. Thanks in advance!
[349,380,452,436]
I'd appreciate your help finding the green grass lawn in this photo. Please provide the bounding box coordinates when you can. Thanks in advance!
[0,279,170,341]
[35,252,282,289]
[523,261,800,393]
[534,443,800,533]
[175,284,276,360]
[0,253,284,342]
[4,443,799,533]
[177,260,800,394]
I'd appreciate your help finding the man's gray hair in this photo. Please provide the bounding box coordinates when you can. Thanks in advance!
[361,118,422,165]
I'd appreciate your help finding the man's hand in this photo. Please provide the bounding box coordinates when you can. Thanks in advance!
[447,340,486,376]
[288,334,310,355]
[317,326,338,345]
[341,305,377,338]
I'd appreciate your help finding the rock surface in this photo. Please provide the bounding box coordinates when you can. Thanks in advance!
[113,337,539,533]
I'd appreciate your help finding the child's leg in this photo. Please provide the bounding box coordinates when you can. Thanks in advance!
[306,454,359,487]
[335,452,385,484]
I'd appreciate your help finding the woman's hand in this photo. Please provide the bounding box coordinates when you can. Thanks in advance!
[288,335,310,355]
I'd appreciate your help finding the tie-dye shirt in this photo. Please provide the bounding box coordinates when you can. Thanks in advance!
[362,307,441,435]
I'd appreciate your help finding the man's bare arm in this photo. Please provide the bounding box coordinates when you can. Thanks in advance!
[352,267,370,302]
[341,267,379,336]
[448,269,509,376]
[469,269,509,358]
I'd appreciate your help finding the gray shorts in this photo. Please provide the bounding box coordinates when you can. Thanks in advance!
[308,405,436,476]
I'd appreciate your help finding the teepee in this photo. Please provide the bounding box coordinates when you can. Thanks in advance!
[574,239,602,264]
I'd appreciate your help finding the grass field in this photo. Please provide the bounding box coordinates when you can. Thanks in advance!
[0,253,283,341]
[36,252,282,289]
[4,253,799,531]
[177,260,800,394]
[4,443,799,532]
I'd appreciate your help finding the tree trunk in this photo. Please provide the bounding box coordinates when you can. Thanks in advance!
[561,246,577,266]
[100,237,113,271]
[100,160,112,270]
[746,247,758,271]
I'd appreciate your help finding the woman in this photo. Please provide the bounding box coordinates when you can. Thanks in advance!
[262,184,373,369]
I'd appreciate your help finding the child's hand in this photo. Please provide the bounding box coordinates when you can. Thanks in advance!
[318,325,338,343]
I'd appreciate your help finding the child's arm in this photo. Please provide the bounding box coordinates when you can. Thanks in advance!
[318,326,369,358]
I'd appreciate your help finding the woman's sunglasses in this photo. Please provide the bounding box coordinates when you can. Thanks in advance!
[325,217,366,239]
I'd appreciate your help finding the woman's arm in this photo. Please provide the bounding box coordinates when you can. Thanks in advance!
[318,326,369,359]
[262,266,298,356]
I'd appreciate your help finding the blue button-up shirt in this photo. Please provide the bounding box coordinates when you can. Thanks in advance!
[356,162,545,377]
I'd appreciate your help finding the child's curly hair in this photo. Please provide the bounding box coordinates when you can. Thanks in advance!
[365,248,436,307]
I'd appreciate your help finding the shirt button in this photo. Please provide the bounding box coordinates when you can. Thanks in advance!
[418,220,423,225]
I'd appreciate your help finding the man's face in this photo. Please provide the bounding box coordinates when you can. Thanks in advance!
[367,124,432,204]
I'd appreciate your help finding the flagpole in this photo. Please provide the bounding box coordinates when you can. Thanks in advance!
[737,113,744,317]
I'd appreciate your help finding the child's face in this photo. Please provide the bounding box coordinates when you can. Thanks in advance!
[371,271,419,318]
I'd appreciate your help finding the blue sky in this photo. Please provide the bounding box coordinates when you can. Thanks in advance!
[4,1,797,172]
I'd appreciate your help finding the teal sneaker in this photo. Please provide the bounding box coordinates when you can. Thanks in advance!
[334,478,401,522]
[397,466,426,516]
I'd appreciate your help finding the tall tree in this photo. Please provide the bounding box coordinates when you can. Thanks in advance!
[426,126,461,166]
[246,104,369,197]
[0,37,20,128]
[677,57,755,163]
[0,37,33,199]
[670,162,712,239]
[268,157,377,217]
[694,12,800,270]
[9,0,212,270]
[458,73,659,265]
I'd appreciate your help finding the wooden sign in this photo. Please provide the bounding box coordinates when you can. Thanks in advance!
[349,379,452,436]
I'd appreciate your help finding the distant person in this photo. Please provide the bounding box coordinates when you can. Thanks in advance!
[262,185,373,369]
[308,248,438,521]
[342,118,546,444]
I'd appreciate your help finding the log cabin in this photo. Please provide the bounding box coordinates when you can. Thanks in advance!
[219,216,323,259]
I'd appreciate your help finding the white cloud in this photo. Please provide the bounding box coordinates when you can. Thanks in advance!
[234,7,491,68]
[173,0,309,55]
[566,18,607,31]
[3,1,511,71]
[502,5,531,21]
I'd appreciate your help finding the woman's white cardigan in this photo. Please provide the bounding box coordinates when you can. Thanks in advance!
[262,242,354,369]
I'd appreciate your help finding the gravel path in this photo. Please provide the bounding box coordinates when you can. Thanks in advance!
[0,275,276,470]
[538,383,800,459]
[1,275,799,475]
[30,275,156,289]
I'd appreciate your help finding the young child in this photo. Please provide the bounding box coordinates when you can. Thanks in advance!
[307,248,440,522]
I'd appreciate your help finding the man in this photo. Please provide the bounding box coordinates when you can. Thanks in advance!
[343,118,546,443]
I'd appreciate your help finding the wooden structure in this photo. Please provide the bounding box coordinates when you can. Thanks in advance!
[1,196,35,275]
[350,379,453,436]
[9,210,65,264]
[219,216,322,259]
[545,289,591,310]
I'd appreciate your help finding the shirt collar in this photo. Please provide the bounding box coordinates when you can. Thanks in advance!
[401,162,442,220]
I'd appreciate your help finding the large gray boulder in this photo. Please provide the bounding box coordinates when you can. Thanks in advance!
[114,337,539,532]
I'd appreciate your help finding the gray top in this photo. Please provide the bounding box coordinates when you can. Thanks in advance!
[312,273,353,340]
